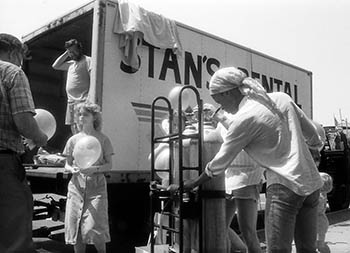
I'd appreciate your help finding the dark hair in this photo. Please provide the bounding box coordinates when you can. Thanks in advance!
[64,39,82,50]
[0,33,24,54]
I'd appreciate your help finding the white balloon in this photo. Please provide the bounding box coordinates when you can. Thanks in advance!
[154,144,169,180]
[73,135,102,169]
[161,119,170,135]
[168,86,191,111]
[34,109,57,140]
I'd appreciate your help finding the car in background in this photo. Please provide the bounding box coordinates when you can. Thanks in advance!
[319,126,350,211]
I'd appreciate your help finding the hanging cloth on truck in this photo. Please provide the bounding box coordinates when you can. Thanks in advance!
[113,0,183,71]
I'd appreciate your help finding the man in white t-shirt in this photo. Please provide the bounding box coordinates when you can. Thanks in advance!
[52,39,91,134]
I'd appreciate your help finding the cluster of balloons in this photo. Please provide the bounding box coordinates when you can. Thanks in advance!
[73,135,102,169]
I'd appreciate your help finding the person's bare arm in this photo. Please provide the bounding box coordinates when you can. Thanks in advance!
[52,51,70,71]
[13,112,47,147]
[167,171,211,193]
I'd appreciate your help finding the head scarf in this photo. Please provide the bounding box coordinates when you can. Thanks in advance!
[209,67,285,121]
[209,67,246,95]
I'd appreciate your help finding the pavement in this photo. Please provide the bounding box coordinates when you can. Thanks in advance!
[323,219,350,253]
[317,209,350,253]
[33,207,350,253]
[257,208,350,253]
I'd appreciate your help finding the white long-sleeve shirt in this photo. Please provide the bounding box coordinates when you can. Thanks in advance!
[225,150,265,192]
[205,92,323,196]
[218,121,265,192]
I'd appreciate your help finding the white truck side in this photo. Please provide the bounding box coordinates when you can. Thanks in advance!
[24,0,312,182]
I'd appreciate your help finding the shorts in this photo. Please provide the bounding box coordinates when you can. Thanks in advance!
[65,101,84,125]
[226,184,261,202]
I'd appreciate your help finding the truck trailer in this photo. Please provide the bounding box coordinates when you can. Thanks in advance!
[22,0,314,251]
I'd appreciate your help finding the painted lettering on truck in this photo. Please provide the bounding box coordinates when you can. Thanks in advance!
[120,41,302,107]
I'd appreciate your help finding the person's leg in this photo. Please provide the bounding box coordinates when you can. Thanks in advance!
[236,198,261,253]
[265,184,303,253]
[94,242,106,253]
[226,198,247,252]
[73,241,86,253]
[73,228,86,253]
[316,212,330,253]
[294,190,319,253]
[233,185,262,253]
[66,102,80,134]
[0,155,35,252]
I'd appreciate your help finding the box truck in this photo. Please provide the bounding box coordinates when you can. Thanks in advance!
[22,0,313,251]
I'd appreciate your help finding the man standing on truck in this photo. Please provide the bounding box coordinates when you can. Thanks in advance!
[52,39,91,134]
[0,33,48,252]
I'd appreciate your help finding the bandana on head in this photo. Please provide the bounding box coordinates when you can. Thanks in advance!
[209,67,246,95]
[209,67,285,121]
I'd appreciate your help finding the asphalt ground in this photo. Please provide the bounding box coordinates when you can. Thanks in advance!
[33,192,350,253]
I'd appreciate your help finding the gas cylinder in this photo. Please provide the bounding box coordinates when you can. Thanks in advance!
[200,118,227,253]
[180,104,227,253]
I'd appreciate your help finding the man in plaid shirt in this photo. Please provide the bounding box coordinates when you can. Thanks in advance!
[0,33,47,252]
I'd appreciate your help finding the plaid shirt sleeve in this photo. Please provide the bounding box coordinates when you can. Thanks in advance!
[9,69,35,115]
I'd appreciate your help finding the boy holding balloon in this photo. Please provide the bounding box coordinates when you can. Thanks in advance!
[63,102,114,253]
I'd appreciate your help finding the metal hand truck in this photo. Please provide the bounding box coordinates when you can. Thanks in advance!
[150,85,203,253]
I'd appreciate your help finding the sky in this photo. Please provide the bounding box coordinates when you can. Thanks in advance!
[1,0,350,126]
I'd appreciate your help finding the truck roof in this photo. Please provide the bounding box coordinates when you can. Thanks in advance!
[23,1,94,42]
[22,0,312,76]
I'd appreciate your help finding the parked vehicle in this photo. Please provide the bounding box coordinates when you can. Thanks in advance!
[22,0,314,251]
[320,126,350,211]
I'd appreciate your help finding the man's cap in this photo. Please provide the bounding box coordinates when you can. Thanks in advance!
[0,33,24,53]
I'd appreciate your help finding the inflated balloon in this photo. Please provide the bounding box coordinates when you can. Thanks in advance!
[73,135,102,169]
[34,109,57,140]
[154,144,169,180]
[161,119,170,135]
[168,86,191,111]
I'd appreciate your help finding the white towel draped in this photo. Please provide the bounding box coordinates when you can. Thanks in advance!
[113,0,183,70]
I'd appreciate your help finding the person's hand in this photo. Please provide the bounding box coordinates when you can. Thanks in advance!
[33,132,48,148]
[167,184,179,194]
[23,138,36,150]
[167,179,195,194]
[64,164,80,174]
[79,165,99,176]
[211,107,226,123]
[150,181,158,190]
[23,135,47,150]
[150,181,166,191]
[183,179,196,191]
